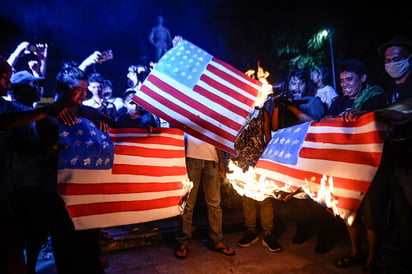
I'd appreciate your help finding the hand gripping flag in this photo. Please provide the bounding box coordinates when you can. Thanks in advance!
[253,112,387,225]
[134,39,267,155]
[57,118,191,230]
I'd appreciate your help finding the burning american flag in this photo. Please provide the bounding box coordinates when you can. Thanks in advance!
[228,112,388,225]
[133,39,271,155]
[57,118,191,230]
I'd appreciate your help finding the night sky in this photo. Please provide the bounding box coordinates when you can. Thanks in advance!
[1,0,411,97]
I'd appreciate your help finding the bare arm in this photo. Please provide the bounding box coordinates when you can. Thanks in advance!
[288,104,314,122]
[0,106,60,130]
[263,109,272,144]
[29,43,48,77]
[78,51,103,71]
[271,106,280,131]
[7,41,30,71]
[375,99,412,125]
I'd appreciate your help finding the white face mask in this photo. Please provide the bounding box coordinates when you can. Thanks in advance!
[385,56,411,78]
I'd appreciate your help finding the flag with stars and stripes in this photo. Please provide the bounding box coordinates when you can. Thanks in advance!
[134,39,264,155]
[57,118,191,230]
[254,112,387,225]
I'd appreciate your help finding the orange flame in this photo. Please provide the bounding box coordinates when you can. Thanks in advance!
[246,61,273,108]
[226,160,347,221]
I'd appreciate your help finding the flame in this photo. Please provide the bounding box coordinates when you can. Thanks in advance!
[233,62,356,224]
[179,178,194,213]
[226,159,301,201]
[226,160,351,222]
[301,175,339,214]
[246,61,273,108]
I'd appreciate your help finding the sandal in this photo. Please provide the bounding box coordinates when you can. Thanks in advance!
[335,254,366,268]
[175,244,189,259]
[211,242,236,256]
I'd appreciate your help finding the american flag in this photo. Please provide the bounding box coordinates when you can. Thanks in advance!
[57,118,191,230]
[134,39,264,155]
[253,112,388,224]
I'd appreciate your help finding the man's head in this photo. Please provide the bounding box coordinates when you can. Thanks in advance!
[378,36,412,81]
[287,69,307,96]
[0,56,12,96]
[11,70,45,106]
[55,61,87,106]
[309,65,330,86]
[87,72,105,98]
[102,79,113,100]
[337,59,367,99]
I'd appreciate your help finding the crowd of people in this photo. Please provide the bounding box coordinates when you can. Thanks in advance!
[1,32,412,274]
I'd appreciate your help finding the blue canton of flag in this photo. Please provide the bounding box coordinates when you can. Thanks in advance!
[155,40,212,89]
[261,122,311,165]
[58,118,114,170]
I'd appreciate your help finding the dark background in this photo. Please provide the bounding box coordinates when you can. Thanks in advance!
[1,0,410,97]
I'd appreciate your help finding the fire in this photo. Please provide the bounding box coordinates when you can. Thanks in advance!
[229,61,355,224]
[301,175,341,216]
[246,61,273,108]
[226,160,345,220]
[226,159,302,201]
[179,178,194,213]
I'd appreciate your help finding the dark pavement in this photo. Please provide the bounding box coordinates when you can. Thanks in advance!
[34,187,404,274]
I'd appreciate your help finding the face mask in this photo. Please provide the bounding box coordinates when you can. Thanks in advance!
[385,56,411,78]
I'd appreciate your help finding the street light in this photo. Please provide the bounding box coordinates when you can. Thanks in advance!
[321,29,337,91]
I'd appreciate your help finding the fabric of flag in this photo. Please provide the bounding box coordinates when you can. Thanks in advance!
[134,39,263,155]
[57,118,190,230]
[254,112,388,225]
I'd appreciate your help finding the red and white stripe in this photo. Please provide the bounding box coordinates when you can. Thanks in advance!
[255,112,388,224]
[134,57,262,155]
[58,128,190,230]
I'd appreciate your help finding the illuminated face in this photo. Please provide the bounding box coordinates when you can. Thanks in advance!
[384,46,408,64]
[103,85,112,99]
[288,76,306,95]
[310,69,322,85]
[339,71,363,99]
[70,79,88,105]
[88,81,103,98]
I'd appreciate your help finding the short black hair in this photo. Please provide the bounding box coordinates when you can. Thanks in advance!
[87,72,104,84]
[337,59,366,78]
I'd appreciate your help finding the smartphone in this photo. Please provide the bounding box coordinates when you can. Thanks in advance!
[98,50,113,62]
[28,44,39,54]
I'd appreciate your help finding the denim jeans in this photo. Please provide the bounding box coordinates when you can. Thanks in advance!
[241,196,274,234]
[176,157,223,247]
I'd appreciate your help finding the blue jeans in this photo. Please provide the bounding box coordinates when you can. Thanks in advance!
[176,158,223,247]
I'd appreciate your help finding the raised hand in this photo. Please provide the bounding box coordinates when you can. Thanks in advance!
[58,108,81,126]
[172,35,183,47]
[99,121,111,133]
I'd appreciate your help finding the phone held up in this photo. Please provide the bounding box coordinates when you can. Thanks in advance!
[98,50,113,63]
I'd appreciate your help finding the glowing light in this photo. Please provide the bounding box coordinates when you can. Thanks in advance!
[179,178,194,213]
[247,61,273,108]
[226,159,352,222]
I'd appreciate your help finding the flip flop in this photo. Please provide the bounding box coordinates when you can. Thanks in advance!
[211,243,236,256]
[175,244,189,259]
